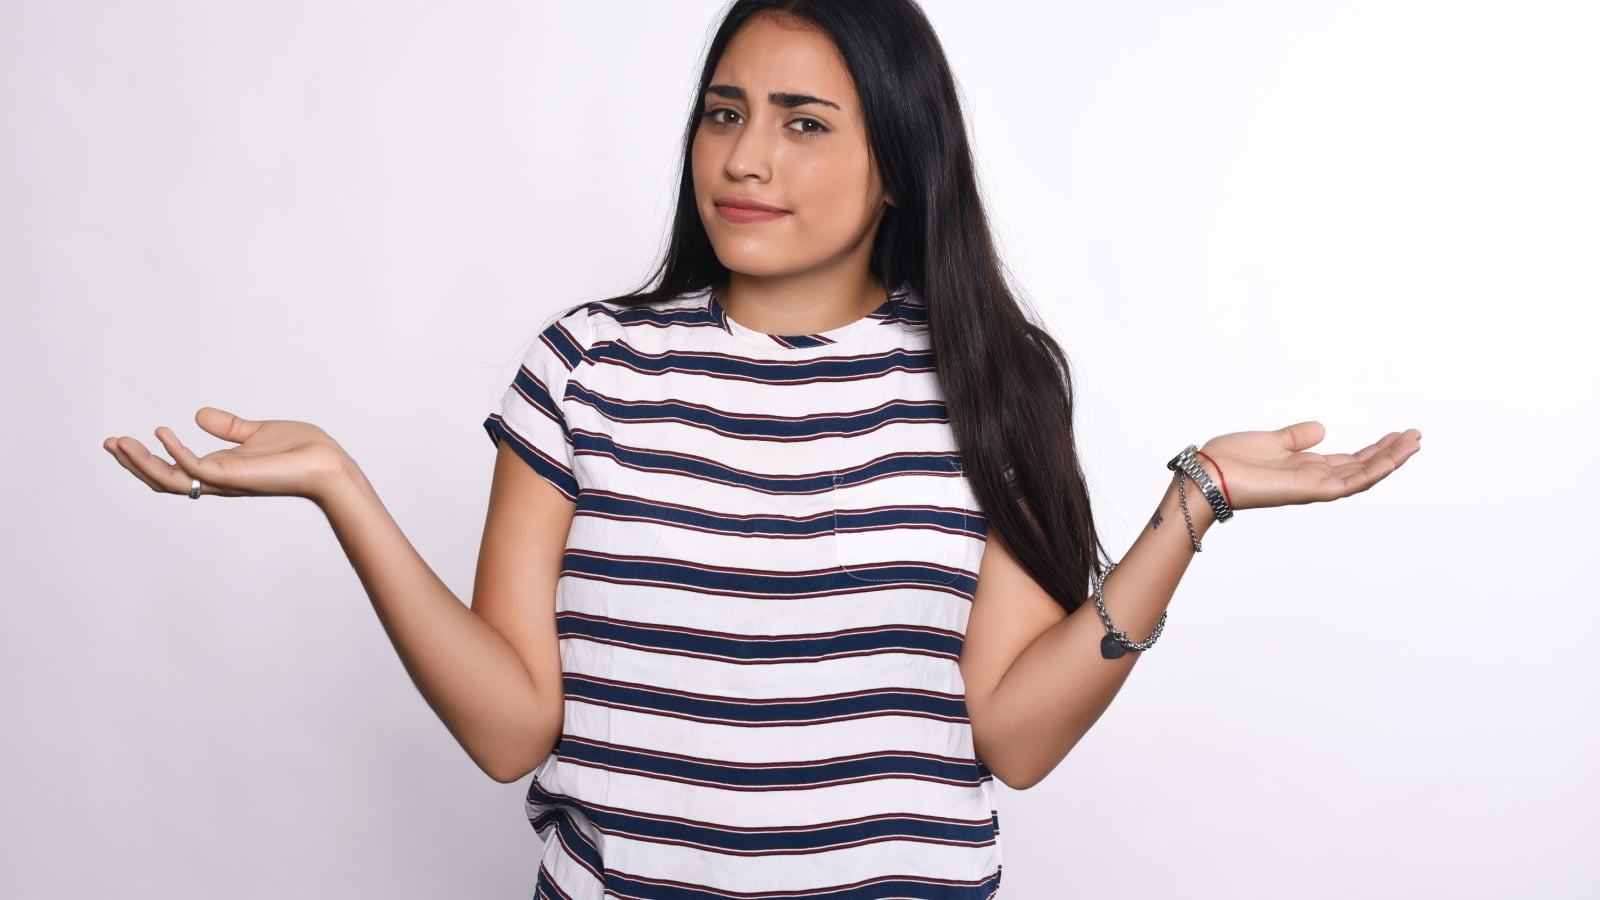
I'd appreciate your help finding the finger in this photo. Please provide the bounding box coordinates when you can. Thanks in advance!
[1277,421,1326,453]
[1382,429,1424,468]
[1340,456,1398,496]
[195,407,260,445]
[1329,437,1419,496]
[113,433,193,494]
[153,427,228,492]
[1352,429,1420,465]
[104,437,170,493]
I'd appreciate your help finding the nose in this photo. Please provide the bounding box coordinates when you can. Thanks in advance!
[723,117,774,183]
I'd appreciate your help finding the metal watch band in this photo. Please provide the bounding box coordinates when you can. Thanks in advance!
[1167,445,1233,523]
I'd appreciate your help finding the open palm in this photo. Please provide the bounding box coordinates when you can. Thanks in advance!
[1200,421,1421,512]
[104,407,351,502]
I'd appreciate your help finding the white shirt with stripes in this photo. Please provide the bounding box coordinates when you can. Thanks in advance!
[485,286,1002,899]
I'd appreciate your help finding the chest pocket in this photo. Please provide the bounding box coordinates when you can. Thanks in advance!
[831,455,981,588]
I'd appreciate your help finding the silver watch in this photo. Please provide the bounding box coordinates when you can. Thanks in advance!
[1167,445,1233,523]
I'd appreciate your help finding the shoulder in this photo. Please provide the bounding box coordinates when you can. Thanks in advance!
[539,290,718,358]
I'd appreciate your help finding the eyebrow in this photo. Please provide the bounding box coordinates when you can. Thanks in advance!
[705,84,841,110]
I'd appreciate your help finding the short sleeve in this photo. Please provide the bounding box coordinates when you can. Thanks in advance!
[483,307,591,501]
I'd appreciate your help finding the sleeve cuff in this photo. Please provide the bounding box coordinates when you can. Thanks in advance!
[483,414,579,502]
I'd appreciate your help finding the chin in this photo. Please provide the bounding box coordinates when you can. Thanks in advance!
[706,241,799,279]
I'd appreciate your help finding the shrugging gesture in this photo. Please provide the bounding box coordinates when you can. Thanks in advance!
[95,0,1428,892]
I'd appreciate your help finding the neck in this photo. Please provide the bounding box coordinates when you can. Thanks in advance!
[719,268,887,336]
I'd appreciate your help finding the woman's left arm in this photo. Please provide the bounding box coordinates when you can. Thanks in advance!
[960,422,1421,789]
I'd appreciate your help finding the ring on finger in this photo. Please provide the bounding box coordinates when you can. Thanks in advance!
[189,478,203,500]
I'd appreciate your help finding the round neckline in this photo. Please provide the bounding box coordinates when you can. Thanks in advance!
[707,288,909,349]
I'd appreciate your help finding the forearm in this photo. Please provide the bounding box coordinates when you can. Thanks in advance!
[971,475,1215,788]
[318,466,561,782]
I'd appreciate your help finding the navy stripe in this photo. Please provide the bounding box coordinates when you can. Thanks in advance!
[555,612,962,663]
[561,550,978,598]
[528,783,995,856]
[510,365,567,428]
[484,415,579,501]
[534,865,578,900]
[884,301,928,326]
[608,303,723,329]
[541,320,586,370]
[774,333,830,348]
[568,384,950,441]
[589,344,934,384]
[563,674,970,726]
[578,491,831,536]
[707,295,729,331]
[603,869,1001,900]
[570,432,967,495]
[556,737,984,791]
[529,803,604,883]
[838,505,983,538]
[576,492,981,540]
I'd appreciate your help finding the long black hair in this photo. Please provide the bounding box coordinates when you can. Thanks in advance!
[610,0,1104,613]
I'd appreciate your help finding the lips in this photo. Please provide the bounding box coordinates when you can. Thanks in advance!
[715,197,789,224]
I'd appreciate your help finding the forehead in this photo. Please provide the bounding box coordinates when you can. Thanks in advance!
[711,14,861,110]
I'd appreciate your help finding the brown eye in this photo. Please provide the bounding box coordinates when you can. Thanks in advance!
[704,108,742,126]
[787,117,827,136]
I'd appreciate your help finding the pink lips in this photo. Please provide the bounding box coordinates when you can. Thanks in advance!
[715,198,789,224]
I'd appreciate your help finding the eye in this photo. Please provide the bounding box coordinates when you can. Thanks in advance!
[703,107,743,127]
[788,117,828,137]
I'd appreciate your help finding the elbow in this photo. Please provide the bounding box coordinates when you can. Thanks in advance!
[987,760,1050,791]
[480,760,530,784]
[996,770,1044,791]
[975,730,1069,791]
[476,750,541,784]
[465,704,563,784]
[466,731,557,784]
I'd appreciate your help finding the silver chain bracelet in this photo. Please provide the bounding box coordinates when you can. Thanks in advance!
[1091,445,1230,660]
[1093,561,1167,659]
[1174,468,1203,553]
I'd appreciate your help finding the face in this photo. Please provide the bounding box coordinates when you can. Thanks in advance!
[691,14,892,281]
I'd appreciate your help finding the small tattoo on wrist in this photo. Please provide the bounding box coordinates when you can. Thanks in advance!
[1150,510,1163,531]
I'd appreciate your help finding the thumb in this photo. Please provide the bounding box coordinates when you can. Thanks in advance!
[195,407,260,445]
[1276,420,1326,452]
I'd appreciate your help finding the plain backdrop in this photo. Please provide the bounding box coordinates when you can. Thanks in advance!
[3,1,1596,897]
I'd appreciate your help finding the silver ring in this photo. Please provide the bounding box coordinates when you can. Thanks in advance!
[189,478,203,500]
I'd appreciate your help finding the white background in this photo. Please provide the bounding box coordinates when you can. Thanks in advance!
[3,1,1596,897]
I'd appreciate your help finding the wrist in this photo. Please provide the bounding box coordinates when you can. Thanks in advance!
[1162,474,1216,534]
[1193,446,1233,509]
[312,448,372,513]
[1167,444,1233,525]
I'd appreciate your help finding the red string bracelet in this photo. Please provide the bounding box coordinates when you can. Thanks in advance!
[1194,450,1233,509]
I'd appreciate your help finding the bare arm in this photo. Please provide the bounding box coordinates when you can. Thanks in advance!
[105,408,571,783]
[960,475,1206,789]
[960,422,1422,789]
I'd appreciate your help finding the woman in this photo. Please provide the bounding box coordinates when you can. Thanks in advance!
[103,0,1420,896]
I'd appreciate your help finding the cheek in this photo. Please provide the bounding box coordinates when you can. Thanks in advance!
[800,156,878,232]
[796,152,863,208]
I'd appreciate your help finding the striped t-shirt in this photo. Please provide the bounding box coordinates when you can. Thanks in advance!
[485,286,1001,899]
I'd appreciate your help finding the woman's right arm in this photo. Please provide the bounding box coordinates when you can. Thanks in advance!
[105,408,572,783]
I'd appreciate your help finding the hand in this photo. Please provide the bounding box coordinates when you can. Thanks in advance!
[103,407,356,505]
[1197,421,1421,512]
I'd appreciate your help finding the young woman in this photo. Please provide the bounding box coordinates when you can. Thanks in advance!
[103,0,1420,896]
